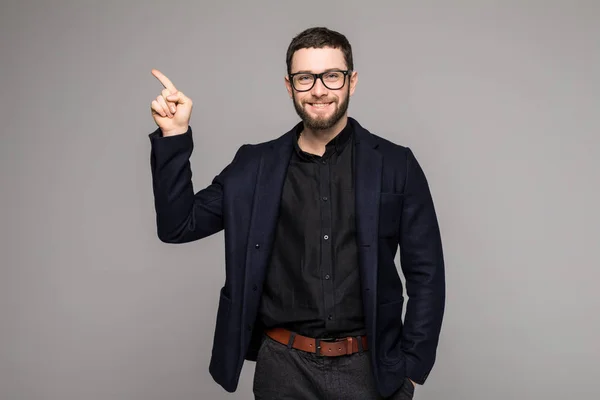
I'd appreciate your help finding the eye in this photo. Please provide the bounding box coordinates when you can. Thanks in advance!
[325,72,342,80]
[296,74,313,82]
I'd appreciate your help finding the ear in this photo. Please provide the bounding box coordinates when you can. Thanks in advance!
[284,75,293,98]
[349,70,358,96]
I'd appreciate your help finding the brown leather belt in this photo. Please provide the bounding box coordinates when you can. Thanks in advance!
[265,327,368,357]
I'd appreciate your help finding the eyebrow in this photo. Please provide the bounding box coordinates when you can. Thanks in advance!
[292,68,345,74]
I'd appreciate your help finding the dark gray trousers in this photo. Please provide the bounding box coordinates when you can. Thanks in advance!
[253,334,415,400]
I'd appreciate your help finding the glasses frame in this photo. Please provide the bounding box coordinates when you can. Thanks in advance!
[288,69,352,92]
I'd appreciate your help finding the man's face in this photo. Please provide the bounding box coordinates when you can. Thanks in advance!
[285,47,358,131]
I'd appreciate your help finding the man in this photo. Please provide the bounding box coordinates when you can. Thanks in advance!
[148,27,445,399]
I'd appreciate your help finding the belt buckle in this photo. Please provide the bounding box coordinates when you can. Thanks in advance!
[316,337,338,357]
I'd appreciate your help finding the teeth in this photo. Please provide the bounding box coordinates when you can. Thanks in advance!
[311,103,330,108]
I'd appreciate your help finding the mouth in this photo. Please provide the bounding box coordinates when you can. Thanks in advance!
[306,101,334,112]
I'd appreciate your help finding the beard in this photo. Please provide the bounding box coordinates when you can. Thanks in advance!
[292,86,350,131]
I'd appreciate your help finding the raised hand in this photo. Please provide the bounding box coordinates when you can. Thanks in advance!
[150,69,193,136]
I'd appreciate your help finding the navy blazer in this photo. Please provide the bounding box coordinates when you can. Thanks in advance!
[149,117,445,398]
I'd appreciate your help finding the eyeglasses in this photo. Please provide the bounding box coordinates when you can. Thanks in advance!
[288,70,352,92]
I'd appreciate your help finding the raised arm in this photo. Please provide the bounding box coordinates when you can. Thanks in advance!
[148,69,239,243]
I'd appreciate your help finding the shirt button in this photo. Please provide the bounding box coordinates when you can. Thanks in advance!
[322,196,328,201]
[253,284,258,291]
[328,315,333,320]
[323,235,329,240]
[321,160,327,165]
[255,244,260,249]
[325,274,330,280]
[247,324,253,331]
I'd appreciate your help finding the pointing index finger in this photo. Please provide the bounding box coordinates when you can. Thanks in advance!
[151,69,177,93]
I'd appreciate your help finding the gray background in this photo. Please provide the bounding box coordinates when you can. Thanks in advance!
[1,0,598,399]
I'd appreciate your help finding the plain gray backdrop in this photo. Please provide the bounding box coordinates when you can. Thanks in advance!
[1,1,599,399]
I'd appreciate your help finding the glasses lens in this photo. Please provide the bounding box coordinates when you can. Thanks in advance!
[293,74,315,91]
[322,71,344,89]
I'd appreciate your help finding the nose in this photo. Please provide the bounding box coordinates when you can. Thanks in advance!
[310,77,328,97]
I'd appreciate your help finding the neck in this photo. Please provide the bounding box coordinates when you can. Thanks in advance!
[299,115,348,156]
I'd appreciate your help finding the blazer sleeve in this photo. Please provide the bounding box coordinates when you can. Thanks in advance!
[148,126,244,243]
[399,147,446,384]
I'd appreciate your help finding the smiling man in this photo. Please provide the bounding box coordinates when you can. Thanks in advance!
[148,27,445,399]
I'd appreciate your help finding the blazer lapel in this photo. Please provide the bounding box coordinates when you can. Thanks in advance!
[354,125,382,247]
[354,132,382,246]
[245,127,296,279]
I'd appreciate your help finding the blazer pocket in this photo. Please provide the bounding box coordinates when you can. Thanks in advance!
[378,192,404,237]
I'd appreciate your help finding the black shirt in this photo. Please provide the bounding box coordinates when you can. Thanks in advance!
[258,121,366,338]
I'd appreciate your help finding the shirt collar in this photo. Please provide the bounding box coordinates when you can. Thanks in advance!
[293,120,353,160]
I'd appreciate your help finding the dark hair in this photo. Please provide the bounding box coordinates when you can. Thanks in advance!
[286,27,354,74]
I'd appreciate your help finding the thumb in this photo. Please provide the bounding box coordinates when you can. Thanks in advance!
[166,91,188,104]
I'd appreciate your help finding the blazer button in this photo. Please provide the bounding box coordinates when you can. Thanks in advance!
[253,284,258,291]
[255,244,260,249]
